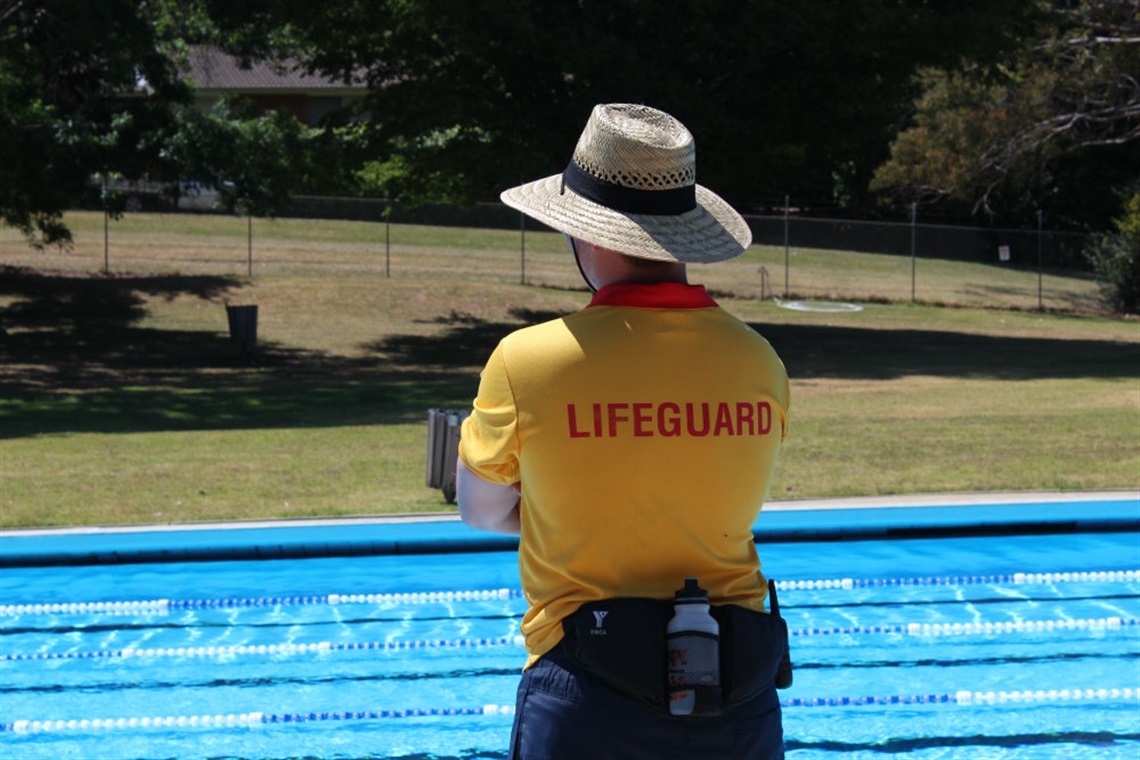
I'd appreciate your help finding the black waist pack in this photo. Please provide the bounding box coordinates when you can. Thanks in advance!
[559,584,792,716]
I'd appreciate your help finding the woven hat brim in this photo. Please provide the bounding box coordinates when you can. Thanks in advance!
[500,174,752,263]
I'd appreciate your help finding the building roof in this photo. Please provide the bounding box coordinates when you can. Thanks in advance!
[184,46,364,93]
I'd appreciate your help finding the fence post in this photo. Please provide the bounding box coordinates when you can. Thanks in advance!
[385,205,391,278]
[102,175,110,274]
[247,215,253,277]
[910,202,917,302]
[1037,209,1044,311]
[783,195,790,299]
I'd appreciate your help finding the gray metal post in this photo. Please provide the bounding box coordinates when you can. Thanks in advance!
[1037,209,1044,310]
[783,195,790,298]
[520,211,526,285]
[385,212,391,278]
[910,202,917,302]
[247,215,253,277]
[103,174,110,274]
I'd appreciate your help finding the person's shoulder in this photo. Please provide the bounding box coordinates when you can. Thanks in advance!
[707,308,784,351]
[707,307,767,335]
[500,313,576,348]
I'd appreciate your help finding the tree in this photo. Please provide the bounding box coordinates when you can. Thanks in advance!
[0,0,191,246]
[0,0,1053,241]
[201,0,1039,209]
[167,102,309,217]
[1085,192,1140,313]
[0,0,337,246]
[871,0,1140,227]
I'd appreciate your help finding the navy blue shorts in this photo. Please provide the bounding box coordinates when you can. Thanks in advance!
[507,640,784,760]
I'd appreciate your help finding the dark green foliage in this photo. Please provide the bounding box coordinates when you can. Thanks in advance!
[200,0,1040,208]
[0,0,191,246]
[1085,194,1140,314]
[872,1,1140,228]
[2,0,1122,247]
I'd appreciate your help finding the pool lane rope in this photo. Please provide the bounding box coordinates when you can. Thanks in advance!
[4,688,1137,735]
[0,587,525,617]
[3,617,1136,663]
[2,570,1136,618]
[0,635,527,661]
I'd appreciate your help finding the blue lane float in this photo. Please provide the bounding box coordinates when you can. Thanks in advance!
[2,570,1136,618]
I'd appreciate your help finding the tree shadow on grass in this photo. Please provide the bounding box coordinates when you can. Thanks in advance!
[0,266,234,333]
[2,266,1135,439]
[357,304,1140,384]
[0,268,496,439]
[754,323,1139,381]
[357,308,1138,384]
[368,308,563,368]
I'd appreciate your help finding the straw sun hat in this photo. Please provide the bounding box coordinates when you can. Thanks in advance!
[500,103,752,263]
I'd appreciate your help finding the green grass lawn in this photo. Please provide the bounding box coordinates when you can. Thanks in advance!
[1,212,1137,528]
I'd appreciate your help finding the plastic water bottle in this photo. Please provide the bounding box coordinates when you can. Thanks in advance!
[666,577,720,716]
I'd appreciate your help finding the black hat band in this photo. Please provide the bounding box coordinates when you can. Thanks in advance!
[562,160,696,216]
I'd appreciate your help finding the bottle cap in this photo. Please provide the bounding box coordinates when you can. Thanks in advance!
[674,576,709,602]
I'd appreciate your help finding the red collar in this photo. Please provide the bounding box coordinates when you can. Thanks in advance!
[587,282,717,309]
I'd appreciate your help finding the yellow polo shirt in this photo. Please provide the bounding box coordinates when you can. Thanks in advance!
[459,282,789,667]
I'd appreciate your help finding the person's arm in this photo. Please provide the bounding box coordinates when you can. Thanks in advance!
[456,457,521,535]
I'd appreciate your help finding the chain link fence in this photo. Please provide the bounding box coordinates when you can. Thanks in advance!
[2,196,1103,313]
[277,195,1101,312]
[281,195,1092,264]
[742,211,1097,311]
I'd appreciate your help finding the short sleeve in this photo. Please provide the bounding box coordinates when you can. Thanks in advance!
[458,343,521,485]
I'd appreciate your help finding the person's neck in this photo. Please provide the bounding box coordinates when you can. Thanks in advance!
[598,263,688,288]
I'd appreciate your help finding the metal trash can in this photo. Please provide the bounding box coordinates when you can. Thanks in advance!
[426,408,470,503]
[226,304,258,354]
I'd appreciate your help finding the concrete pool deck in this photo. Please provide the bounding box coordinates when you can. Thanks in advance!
[1,490,1136,567]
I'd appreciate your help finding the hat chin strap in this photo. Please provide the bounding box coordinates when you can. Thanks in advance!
[569,237,597,293]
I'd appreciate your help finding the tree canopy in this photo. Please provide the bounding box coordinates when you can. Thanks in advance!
[5,0,1133,249]
[871,0,1140,227]
[201,0,1041,210]
[0,0,190,245]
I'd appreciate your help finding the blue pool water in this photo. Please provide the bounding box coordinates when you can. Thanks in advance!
[1,500,1138,759]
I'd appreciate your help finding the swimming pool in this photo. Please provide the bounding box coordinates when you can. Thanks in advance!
[2,496,1138,759]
